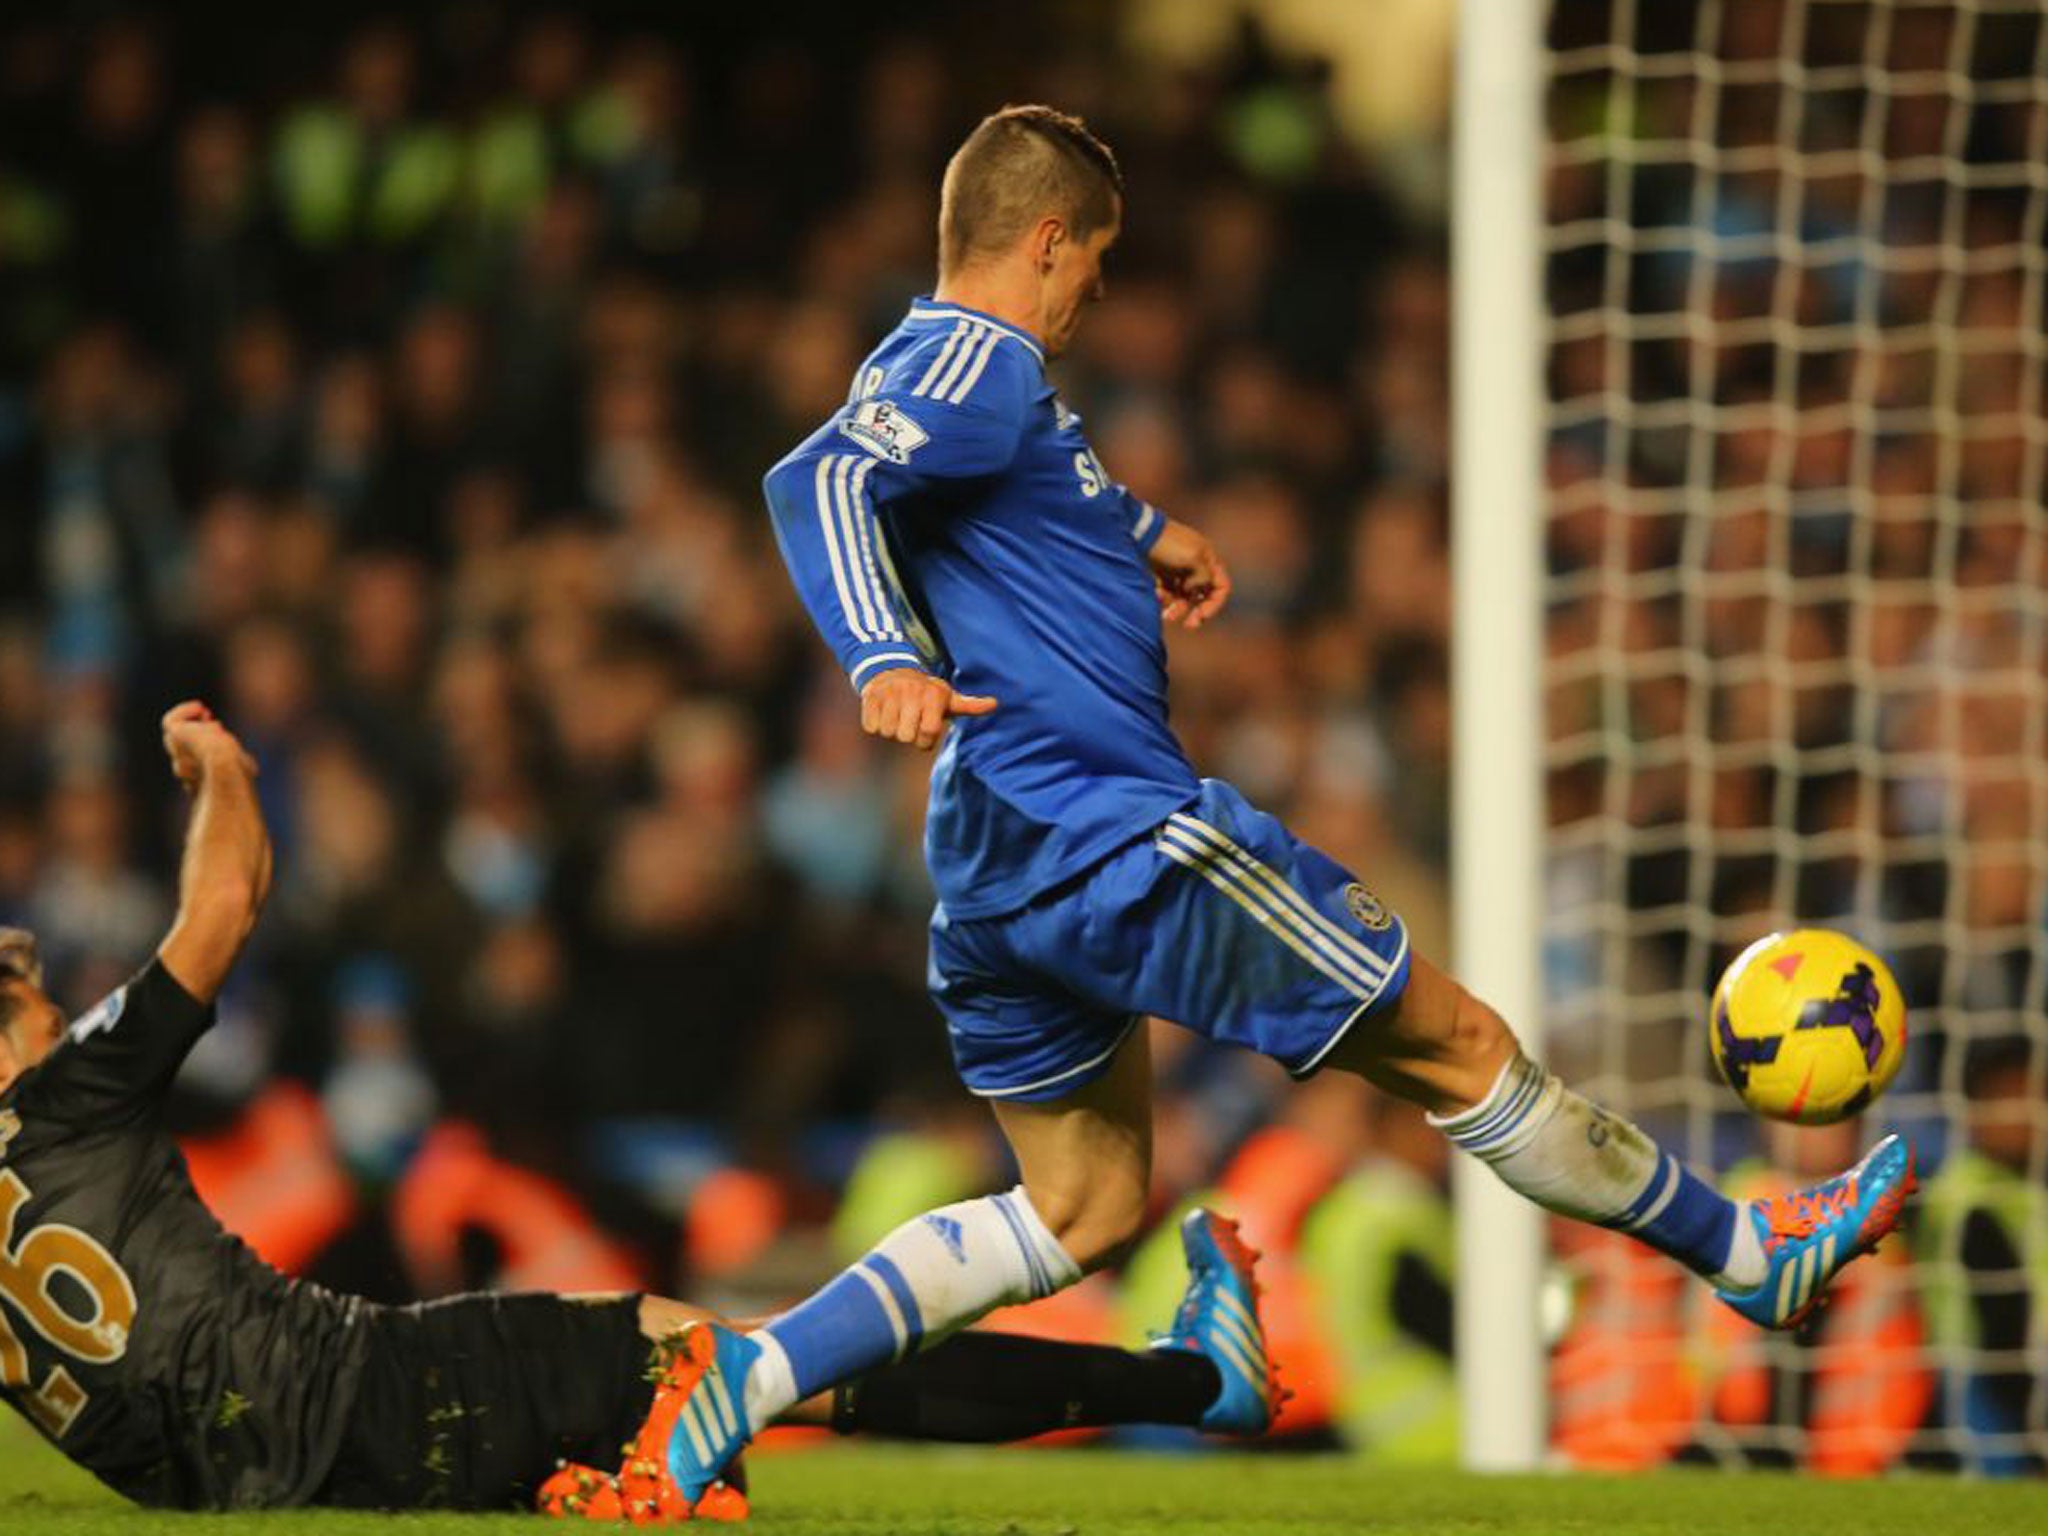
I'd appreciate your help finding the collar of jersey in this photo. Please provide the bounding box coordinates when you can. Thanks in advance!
[905,298,1046,364]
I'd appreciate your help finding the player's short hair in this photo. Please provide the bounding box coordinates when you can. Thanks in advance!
[939,105,1123,277]
[0,928,40,990]
[0,929,39,1037]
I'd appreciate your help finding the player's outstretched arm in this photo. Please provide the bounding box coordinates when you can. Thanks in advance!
[157,702,271,1006]
[1147,517,1231,629]
[860,667,997,752]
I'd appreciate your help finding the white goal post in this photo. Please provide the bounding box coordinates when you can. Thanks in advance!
[1451,0,1550,1472]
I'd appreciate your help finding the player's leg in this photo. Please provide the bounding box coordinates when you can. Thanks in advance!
[649,871,1315,1508]
[1318,952,1916,1327]
[986,1024,1153,1270]
[797,1330,1216,1441]
[630,1205,1267,1459]
[612,1214,1259,1474]
[984,1083,1277,1434]
[1121,781,1911,1329]
[735,1032,1149,1433]
[805,1283,1254,1443]
[322,1294,659,1512]
[646,1047,1135,1505]
[1319,956,1765,1286]
[775,1206,1270,1444]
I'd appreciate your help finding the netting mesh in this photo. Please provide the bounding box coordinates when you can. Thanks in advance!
[1541,0,2048,1471]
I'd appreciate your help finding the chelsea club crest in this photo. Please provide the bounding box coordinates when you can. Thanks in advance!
[1343,883,1393,932]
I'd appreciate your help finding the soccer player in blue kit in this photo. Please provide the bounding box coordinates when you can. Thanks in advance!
[651,105,1917,1508]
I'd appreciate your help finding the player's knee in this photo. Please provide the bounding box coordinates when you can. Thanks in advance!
[1024,1177,1146,1274]
[1444,983,1517,1078]
[1327,957,1524,1112]
[1391,957,1519,1067]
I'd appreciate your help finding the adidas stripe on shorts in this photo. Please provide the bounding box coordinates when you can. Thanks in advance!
[929,778,1412,1102]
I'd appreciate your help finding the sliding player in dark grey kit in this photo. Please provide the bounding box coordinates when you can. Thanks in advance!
[0,704,1260,1514]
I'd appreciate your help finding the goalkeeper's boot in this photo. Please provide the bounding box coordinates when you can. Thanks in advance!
[1715,1133,1916,1330]
[1152,1208,1281,1434]
[537,1463,624,1521]
[620,1324,751,1523]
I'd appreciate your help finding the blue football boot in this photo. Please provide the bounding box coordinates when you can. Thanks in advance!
[1152,1208,1280,1434]
[1715,1133,1916,1329]
[624,1321,755,1521]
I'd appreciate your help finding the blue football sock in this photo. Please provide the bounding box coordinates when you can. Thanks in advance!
[743,1187,1079,1429]
[1608,1149,1741,1278]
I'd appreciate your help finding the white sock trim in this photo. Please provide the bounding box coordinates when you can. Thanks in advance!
[740,1329,796,1433]
[1429,1054,1560,1159]
[1426,1053,1522,1133]
[999,1185,1083,1294]
[849,1263,911,1356]
[1714,1202,1766,1291]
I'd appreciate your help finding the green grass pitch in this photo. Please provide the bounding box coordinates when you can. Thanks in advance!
[4,1412,2044,1534]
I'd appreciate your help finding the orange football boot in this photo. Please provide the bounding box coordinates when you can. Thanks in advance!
[617,1326,751,1524]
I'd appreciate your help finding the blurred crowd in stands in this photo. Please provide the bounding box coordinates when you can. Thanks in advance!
[0,0,1462,1453]
[0,0,2039,1474]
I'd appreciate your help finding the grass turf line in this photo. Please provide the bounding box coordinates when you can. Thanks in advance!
[4,1415,2045,1534]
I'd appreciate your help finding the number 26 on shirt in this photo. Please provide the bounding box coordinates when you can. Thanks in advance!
[0,1166,138,1439]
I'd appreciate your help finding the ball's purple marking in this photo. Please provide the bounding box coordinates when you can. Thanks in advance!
[1715,996,1780,1088]
[1794,961,1886,1068]
[1716,959,1888,1088]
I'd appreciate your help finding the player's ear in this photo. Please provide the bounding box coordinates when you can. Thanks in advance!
[0,1033,18,1098]
[1033,216,1064,274]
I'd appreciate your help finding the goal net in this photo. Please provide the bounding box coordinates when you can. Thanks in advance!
[1540,0,2047,1471]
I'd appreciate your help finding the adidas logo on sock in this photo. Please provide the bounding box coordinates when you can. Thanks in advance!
[923,1214,968,1262]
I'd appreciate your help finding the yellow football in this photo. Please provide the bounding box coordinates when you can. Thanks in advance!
[1709,928,1907,1125]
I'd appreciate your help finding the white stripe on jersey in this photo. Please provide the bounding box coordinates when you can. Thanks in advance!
[944,327,1003,404]
[814,455,873,642]
[868,506,941,664]
[928,322,989,402]
[830,455,886,639]
[844,456,903,641]
[906,305,1046,361]
[912,320,972,397]
[833,455,901,641]
[849,650,925,688]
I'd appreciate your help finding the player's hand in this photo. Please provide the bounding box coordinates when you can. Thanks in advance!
[161,701,258,788]
[859,669,997,752]
[1148,518,1231,629]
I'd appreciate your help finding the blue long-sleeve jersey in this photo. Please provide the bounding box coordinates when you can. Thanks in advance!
[763,298,1201,919]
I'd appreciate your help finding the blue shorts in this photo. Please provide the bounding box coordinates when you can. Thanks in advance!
[928,778,1412,1102]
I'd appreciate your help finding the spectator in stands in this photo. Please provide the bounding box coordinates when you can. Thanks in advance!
[1916,1038,2048,1475]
